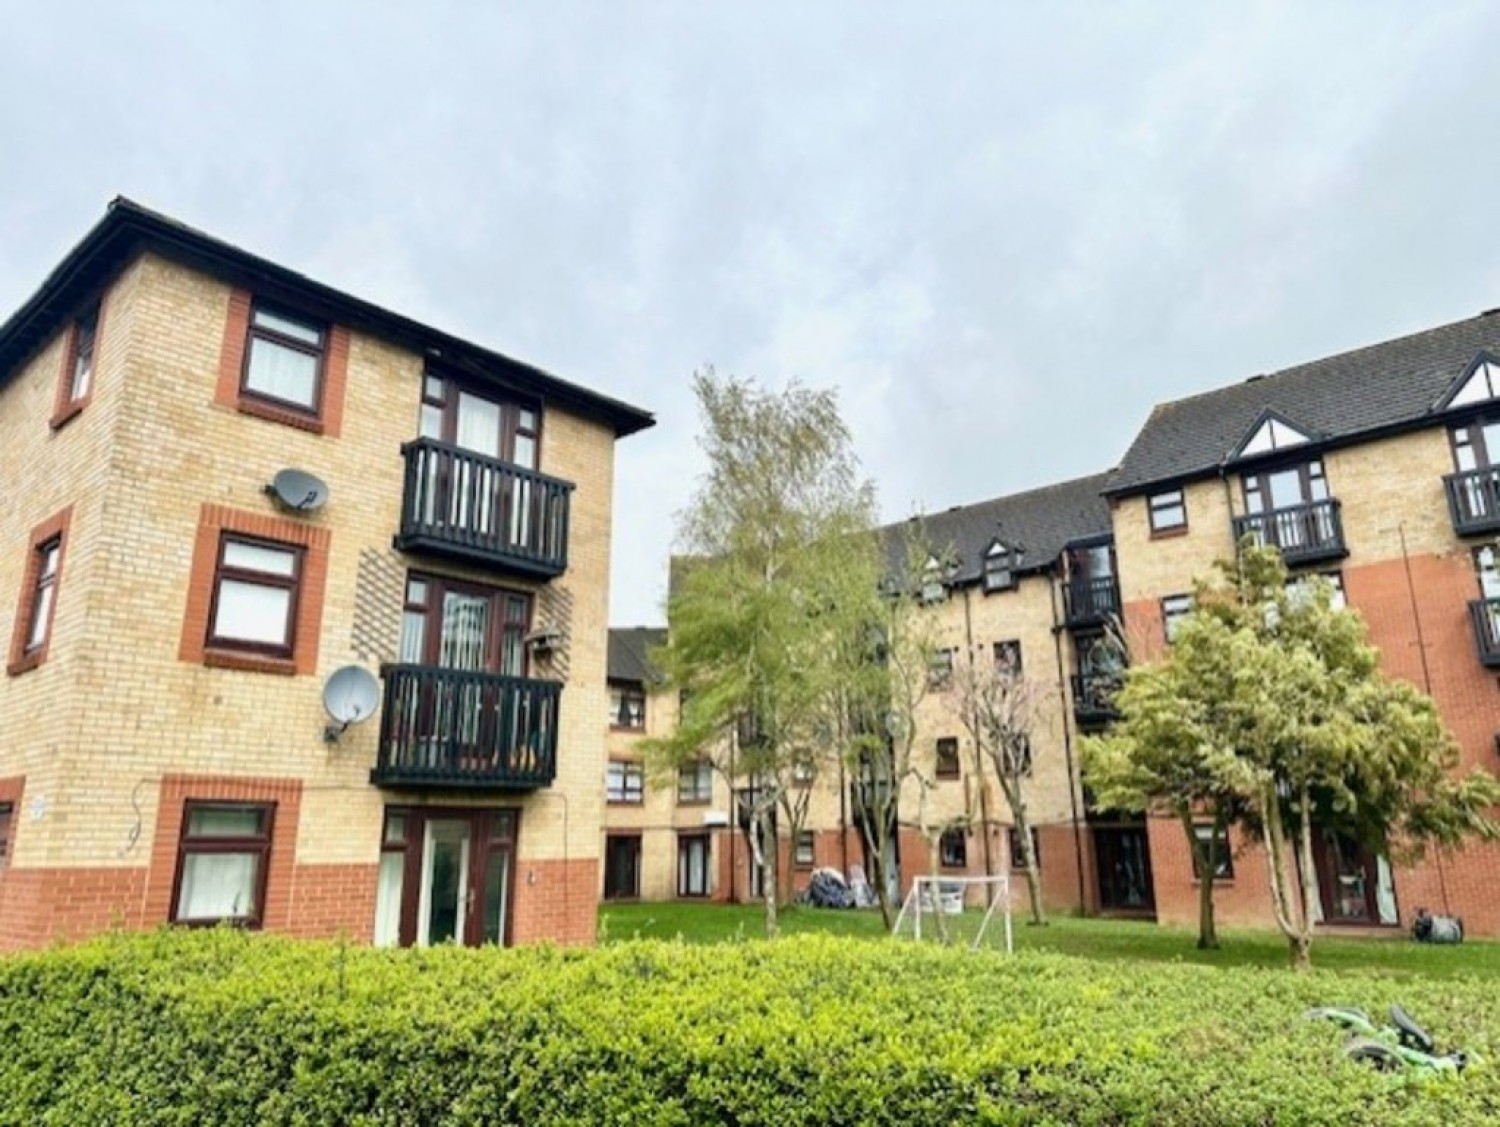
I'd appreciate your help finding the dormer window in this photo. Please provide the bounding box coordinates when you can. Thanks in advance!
[1444,353,1500,409]
[920,555,949,604]
[982,541,1014,593]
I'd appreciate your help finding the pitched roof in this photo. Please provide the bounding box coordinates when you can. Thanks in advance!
[608,626,668,685]
[0,197,655,437]
[883,471,1114,585]
[1107,309,1500,496]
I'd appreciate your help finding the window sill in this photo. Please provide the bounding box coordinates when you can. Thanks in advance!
[935,773,962,782]
[676,798,711,807]
[5,651,47,677]
[1149,526,1189,541]
[606,799,645,807]
[203,650,298,676]
[609,725,647,734]
[49,400,87,431]
[232,396,326,434]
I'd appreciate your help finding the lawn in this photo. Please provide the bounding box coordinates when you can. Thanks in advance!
[600,901,1500,978]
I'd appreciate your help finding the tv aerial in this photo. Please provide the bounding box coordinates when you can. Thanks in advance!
[322,665,380,743]
[265,468,330,513]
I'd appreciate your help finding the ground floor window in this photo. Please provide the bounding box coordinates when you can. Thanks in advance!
[1191,823,1233,881]
[939,828,967,868]
[604,833,642,900]
[795,830,815,868]
[677,833,710,897]
[373,806,517,947]
[0,802,12,866]
[171,803,274,927]
[1007,826,1040,871]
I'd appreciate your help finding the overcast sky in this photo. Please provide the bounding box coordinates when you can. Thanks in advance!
[5,3,1500,625]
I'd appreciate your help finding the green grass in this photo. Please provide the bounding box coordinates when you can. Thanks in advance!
[600,901,1500,978]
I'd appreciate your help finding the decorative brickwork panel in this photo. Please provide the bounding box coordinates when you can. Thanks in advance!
[351,548,404,664]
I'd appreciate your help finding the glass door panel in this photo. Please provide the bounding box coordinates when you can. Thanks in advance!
[481,844,511,945]
[419,818,471,946]
[439,592,492,671]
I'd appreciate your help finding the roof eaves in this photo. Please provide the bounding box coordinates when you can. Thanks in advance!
[1,198,656,438]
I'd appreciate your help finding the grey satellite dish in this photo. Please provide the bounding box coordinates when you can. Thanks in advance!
[322,665,380,742]
[266,468,330,513]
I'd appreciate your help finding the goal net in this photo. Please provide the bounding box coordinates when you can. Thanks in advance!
[891,875,1013,953]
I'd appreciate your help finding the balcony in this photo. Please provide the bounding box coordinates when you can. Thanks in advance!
[1071,673,1121,729]
[1231,499,1347,567]
[373,665,560,789]
[1468,600,1500,668]
[1444,468,1500,537]
[1063,576,1121,629]
[395,437,573,578]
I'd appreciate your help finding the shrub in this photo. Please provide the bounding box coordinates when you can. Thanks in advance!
[0,930,1495,1125]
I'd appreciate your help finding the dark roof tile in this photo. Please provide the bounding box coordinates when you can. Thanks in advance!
[1108,310,1500,495]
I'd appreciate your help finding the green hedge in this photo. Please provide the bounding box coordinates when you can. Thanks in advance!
[0,930,1496,1125]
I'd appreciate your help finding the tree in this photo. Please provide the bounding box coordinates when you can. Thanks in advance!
[1086,544,1500,969]
[948,645,1050,925]
[1082,619,1236,949]
[644,370,878,938]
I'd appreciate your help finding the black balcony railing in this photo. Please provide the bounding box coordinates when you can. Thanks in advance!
[1444,468,1500,537]
[1070,673,1121,729]
[1468,599,1500,668]
[1064,576,1121,628]
[1231,499,1347,566]
[373,665,560,789]
[396,437,573,577]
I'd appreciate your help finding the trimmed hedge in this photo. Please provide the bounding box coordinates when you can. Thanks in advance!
[0,930,1496,1125]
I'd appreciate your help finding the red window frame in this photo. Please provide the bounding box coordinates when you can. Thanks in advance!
[205,535,305,660]
[169,801,276,928]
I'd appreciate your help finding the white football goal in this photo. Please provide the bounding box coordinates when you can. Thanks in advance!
[891,874,1013,953]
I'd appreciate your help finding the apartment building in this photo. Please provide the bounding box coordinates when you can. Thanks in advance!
[0,199,652,952]
[1107,310,1500,935]
[614,307,1500,937]
[604,473,1153,917]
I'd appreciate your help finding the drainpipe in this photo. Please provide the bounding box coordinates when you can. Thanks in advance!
[962,583,996,880]
[1051,564,1088,914]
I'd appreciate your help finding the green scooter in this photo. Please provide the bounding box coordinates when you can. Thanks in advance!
[1305,1005,1471,1075]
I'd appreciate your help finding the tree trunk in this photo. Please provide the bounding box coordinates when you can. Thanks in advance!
[1178,804,1218,950]
[928,834,951,945]
[748,809,778,939]
[1291,784,1318,973]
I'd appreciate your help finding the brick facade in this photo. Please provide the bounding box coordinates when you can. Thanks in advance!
[0,205,649,952]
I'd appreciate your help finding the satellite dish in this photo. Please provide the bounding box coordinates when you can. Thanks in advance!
[322,665,380,742]
[266,468,330,513]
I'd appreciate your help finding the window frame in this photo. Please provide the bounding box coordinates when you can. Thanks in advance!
[795,830,816,868]
[8,507,72,677]
[239,303,328,419]
[1007,826,1040,871]
[1148,488,1188,536]
[51,301,102,429]
[606,760,646,805]
[0,802,12,867]
[939,828,968,868]
[928,647,956,690]
[993,639,1023,676]
[982,542,1015,593]
[609,682,647,730]
[676,832,711,897]
[1191,823,1234,881]
[1161,594,1192,643]
[934,736,961,779]
[205,534,305,660]
[676,759,713,805]
[169,801,275,929]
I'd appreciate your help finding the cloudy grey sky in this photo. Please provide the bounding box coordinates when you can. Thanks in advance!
[4,2,1500,625]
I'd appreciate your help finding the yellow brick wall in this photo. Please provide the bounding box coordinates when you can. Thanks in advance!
[1113,427,1463,608]
[0,258,145,867]
[1,251,619,882]
[603,686,733,898]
